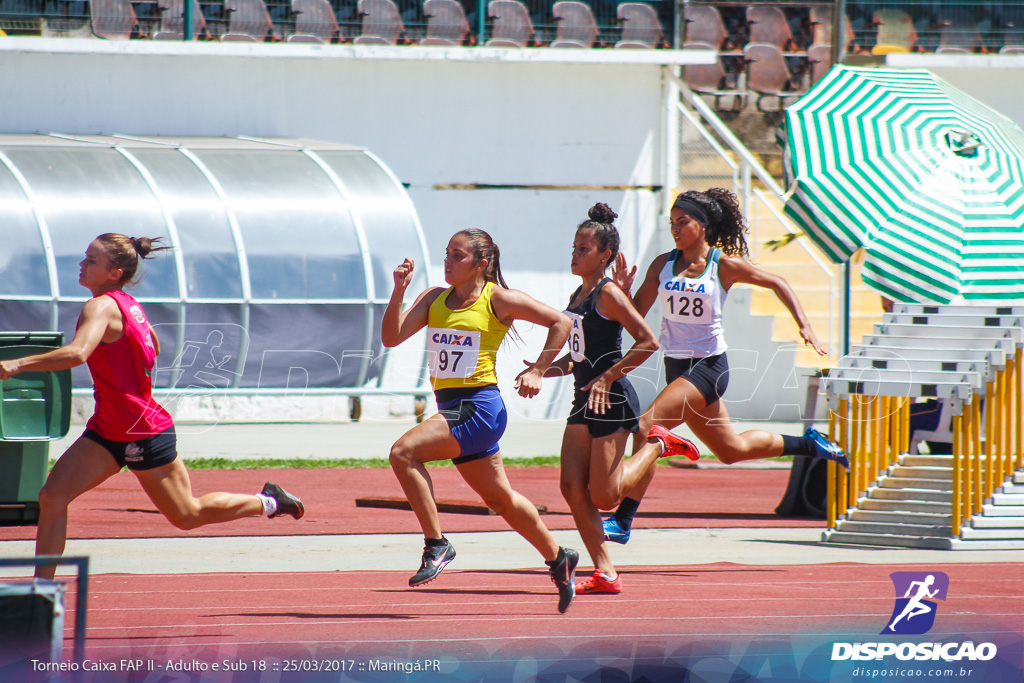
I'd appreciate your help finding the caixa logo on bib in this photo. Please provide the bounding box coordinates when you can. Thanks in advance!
[884,571,949,635]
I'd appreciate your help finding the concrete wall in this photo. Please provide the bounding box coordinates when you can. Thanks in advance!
[0,39,683,419]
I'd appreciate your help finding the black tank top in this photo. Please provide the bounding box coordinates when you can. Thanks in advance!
[565,278,624,389]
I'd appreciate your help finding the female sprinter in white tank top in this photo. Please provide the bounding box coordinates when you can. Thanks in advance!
[602,189,848,544]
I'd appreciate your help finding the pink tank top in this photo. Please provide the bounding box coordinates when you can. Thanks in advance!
[85,290,173,440]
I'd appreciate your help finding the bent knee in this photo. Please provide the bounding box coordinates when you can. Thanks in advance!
[37,482,74,512]
[389,441,413,467]
[590,489,620,511]
[164,509,203,531]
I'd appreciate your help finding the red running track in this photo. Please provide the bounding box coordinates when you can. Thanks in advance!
[0,465,820,542]
[29,562,1024,681]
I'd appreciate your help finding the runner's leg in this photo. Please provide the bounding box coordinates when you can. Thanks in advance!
[35,437,121,579]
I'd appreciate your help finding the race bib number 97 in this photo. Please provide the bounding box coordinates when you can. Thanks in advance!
[661,281,710,324]
[427,328,481,379]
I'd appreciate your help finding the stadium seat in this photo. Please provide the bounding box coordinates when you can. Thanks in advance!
[937,13,983,52]
[0,0,44,34]
[288,0,337,42]
[683,4,728,49]
[90,0,137,38]
[615,2,662,48]
[809,5,854,50]
[221,0,275,40]
[153,0,207,39]
[744,42,801,111]
[682,41,746,110]
[354,0,405,44]
[551,0,597,48]
[745,5,797,51]
[421,0,468,45]
[871,8,917,54]
[485,0,535,47]
[807,43,832,83]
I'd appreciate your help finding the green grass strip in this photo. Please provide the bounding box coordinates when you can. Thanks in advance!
[52,455,795,471]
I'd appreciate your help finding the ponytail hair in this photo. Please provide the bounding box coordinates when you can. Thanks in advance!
[576,202,620,266]
[95,233,172,286]
[672,189,750,258]
[454,229,509,288]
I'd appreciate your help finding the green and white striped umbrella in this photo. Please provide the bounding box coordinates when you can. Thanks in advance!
[782,66,1024,303]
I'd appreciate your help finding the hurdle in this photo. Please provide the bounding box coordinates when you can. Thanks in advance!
[820,309,1024,549]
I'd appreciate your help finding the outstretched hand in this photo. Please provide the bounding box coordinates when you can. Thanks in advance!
[801,327,828,357]
[0,360,15,381]
[611,253,636,294]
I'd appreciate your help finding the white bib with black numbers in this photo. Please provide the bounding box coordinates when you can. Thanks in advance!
[565,311,586,363]
[426,327,481,380]
[657,249,729,359]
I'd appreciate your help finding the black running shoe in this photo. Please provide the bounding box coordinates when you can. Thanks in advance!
[261,482,304,519]
[409,539,456,587]
[548,547,579,614]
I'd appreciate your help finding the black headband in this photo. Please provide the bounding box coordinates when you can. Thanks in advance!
[671,196,711,228]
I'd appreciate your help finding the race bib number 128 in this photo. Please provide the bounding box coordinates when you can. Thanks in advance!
[427,328,481,379]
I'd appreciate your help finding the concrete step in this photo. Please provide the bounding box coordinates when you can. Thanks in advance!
[847,509,952,526]
[878,477,952,492]
[992,492,1024,505]
[822,530,952,549]
[1002,483,1024,495]
[887,465,953,480]
[901,455,953,469]
[869,488,952,503]
[959,526,1024,541]
[982,503,1024,516]
[859,499,951,514]
[949,538,1024,550]
[836,520,952,537]
[1013,471,1024,484]
[969,515,1024,529]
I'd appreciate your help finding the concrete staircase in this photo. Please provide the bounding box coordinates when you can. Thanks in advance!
[822,456,1024,550]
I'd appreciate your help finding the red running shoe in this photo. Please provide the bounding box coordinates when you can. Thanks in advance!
[649,424,699,461]
[576,570,622,594]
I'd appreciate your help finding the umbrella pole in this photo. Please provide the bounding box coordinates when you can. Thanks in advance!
[842,263,851,356]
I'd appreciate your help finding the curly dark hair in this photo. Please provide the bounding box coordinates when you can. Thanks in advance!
[673,189,749,258]
[576,202,620,264]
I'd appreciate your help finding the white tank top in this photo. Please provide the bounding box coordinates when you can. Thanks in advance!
[657,248,728,358]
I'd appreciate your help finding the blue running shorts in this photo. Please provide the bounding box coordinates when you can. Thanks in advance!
[435,385,507,464]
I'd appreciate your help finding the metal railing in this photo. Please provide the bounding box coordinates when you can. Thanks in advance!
[668,67,839,358]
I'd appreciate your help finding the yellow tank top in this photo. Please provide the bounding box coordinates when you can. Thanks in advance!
[427,281,509,391]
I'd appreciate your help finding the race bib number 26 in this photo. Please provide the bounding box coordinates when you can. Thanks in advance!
[427,328,481,379]
[565,312,585,363]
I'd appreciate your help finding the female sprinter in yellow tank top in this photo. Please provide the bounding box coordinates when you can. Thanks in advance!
[382,229,580,614]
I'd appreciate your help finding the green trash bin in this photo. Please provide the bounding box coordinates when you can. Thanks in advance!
[0,332,72,525]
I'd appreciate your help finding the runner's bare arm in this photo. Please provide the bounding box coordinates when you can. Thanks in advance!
[381,258,444,348]
[0,296,115,378]
[718,256,828,356]
[494,288,571,397]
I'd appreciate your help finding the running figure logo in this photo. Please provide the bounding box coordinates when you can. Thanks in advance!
[883,571,949,635]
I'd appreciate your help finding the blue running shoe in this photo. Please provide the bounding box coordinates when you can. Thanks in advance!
[805,427,849,469]
[603,516,631,544]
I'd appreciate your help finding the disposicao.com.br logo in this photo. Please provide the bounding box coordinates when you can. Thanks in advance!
[831,571,998,663]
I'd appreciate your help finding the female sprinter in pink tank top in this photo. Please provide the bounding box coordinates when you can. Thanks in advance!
[0,234,304,579]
